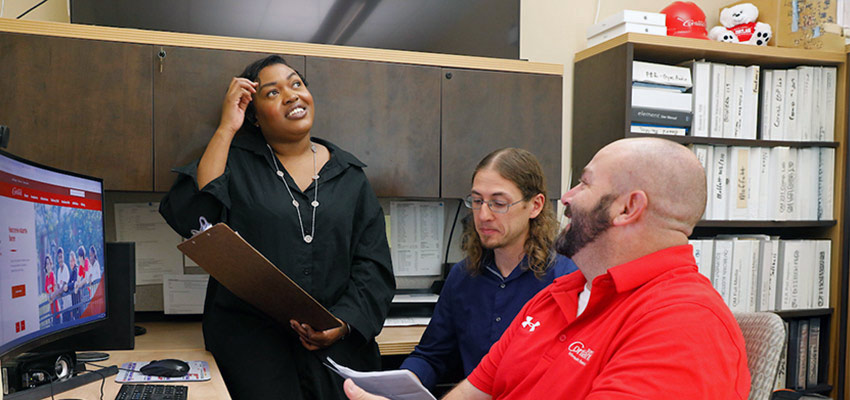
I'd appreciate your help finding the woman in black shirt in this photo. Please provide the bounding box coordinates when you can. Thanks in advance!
[160,55,395,399]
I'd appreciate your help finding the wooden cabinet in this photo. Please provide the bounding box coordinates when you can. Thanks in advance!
[305,57,441,197]
[0,20,561,200]
[572,33,846,397]
[0,33,153,191]
[152,46,303,191]
[441,68,562,199]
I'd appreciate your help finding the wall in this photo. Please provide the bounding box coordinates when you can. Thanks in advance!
[1,0,68,21]
[520,0,729,199]
[2,0,734,199]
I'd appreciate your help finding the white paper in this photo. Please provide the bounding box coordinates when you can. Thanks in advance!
[384,317,431,327]
[392,294,439,304]
[114,203,183,285]
[325,357,436,400]
[390,202,444,276]
[163,274,209,314]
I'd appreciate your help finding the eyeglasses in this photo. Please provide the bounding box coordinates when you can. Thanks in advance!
[464,195,524,214]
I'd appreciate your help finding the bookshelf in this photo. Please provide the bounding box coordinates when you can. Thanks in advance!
[573,33,846,397]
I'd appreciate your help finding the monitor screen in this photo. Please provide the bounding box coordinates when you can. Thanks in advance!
[0,150,107,359]
[70,0,520,59]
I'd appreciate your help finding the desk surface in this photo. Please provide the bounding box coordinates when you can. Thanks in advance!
[57,348,228,399]
[133,321,426,356]
[41,321,424,399]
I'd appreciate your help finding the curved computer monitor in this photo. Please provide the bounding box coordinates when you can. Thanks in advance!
[0,149,107,362]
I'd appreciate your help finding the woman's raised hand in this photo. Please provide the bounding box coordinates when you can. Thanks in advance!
[218,77,258,137]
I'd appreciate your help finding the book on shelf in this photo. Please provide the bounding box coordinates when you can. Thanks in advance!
[796,319,809,390]
[631,81,689,92]
[760,69,773,140]
[768,147,793,220]
[630,123,687,136]
[701,241,715,280]
[771,70,787,141]
[690,61,711,137]
[728,146,750,221]
[806,317,820,388]
[813,240,831,309]
[746,147,763,220]
[712,238,734,303]
[784,69,799,141]
[722,65,735,138]
[741,65,760,140]
[822,67,836,141]
[811,67,822,142]
[631,86,693,112]
[632,60,692,89]
[785,319,800,389]
[796,66,814,141]
[784,147,799,220]
[732,65,746,138]
[757,237,779,312]
[756,147,771,220]
[689,144,713,220]
[710,145,729,220]
[727,238,753,311]
[710,63,727,138]
[630,107,692,127]
[777,240,801,311]
[817,147,835,220]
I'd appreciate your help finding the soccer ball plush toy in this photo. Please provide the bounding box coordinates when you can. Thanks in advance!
[708,3,772,45]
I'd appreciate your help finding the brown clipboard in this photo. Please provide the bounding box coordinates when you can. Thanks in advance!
[177,223,341,331]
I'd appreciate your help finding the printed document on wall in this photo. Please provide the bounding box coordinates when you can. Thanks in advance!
[390,201,444,276]
[114,203,183,285]
[163,274,209,314]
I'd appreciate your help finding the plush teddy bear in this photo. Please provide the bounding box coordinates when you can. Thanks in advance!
[708,3,772,45]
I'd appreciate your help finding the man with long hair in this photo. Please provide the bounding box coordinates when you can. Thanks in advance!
[399,148,576,391]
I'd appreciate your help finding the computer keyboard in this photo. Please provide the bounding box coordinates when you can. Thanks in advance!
[115,383,188,400]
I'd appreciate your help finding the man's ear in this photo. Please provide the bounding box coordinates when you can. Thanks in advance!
[528,193,545,219]
[612,190,647,226]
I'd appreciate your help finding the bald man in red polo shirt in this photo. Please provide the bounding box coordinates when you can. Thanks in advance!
[346,137,750,400]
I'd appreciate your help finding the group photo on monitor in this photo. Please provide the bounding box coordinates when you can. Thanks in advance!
[37,204,105,328]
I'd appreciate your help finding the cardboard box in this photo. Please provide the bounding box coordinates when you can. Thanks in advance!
[720,0,843,50]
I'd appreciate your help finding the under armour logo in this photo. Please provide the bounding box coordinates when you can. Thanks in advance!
[521,316,540,332]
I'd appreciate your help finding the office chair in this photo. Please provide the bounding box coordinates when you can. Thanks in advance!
[734,311,787,400]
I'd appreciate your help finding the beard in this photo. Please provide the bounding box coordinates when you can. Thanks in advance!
[555,194,616,258]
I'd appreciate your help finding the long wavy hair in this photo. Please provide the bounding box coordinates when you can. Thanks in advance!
[461,148,559,279]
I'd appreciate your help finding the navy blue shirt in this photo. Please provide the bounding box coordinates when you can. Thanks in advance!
[400,254,577,389]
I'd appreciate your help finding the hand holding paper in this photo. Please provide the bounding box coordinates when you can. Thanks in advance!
[325,357,436,400]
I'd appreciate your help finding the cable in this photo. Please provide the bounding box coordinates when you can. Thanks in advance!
[16,0,48,19]
[444,200,463,265]
[1,0,5,18]
[594,0,602,24]
[84,360,138,373]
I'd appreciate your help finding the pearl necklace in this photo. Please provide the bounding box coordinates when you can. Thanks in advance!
[267,143,319,244]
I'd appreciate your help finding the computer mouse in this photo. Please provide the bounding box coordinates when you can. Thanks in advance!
[139,359,190,377]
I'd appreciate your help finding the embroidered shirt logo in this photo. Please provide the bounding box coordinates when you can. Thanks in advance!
[568,341,595,366]
[521,316,540,332]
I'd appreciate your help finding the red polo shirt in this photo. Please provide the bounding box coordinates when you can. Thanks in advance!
[468,245,750,399]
